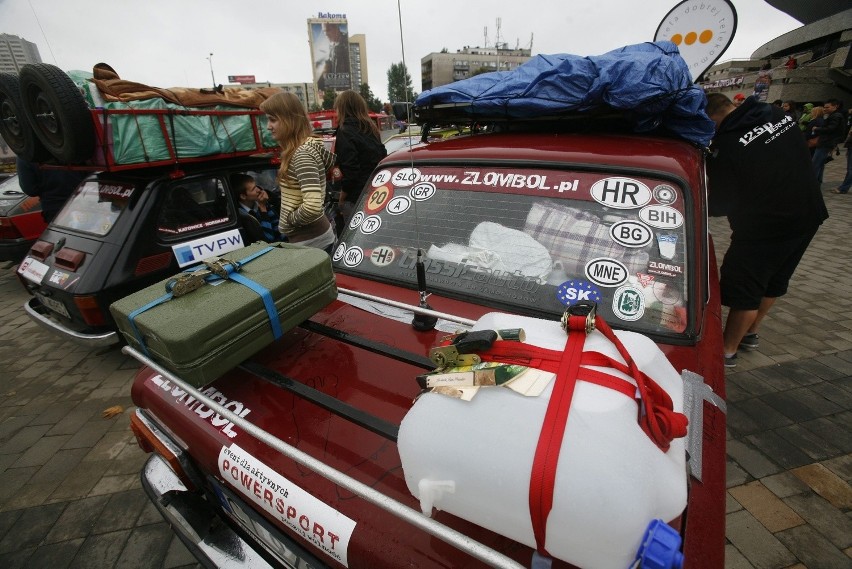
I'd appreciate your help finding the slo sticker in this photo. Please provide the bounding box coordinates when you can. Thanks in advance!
[369,246,396,266]
[585,257,629,287]
[556,280,602,306]
[391,168,420,187]
[365,185,393,214]
[386,195,411,215]
[590,177,651,209]
[612,285,646,321]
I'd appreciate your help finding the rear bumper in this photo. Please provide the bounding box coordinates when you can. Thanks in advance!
[24,297,118,347]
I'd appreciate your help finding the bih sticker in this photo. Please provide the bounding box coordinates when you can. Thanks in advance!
[612,285,646,321]
[556,280,602,306]
[639,205,683,229]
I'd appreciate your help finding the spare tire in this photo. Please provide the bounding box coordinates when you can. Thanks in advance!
[0,72,51,162]
[19,63,95,164]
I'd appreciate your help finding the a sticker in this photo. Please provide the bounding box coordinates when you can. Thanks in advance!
[365,185,393,214]
[171,229,244,268]
[590,177,651,209]
[342,246,364,267]
[639,205,683,229]
[556,279,602,306]
[219,444,356,566]
[332,242,347,262]
[348,211,364,230]
[369,246,396,266]
[386,195,411,215]
[359,215,382,235]
[391,168,421,187]
[657,234,679,259]
[648,261,683,278]
[584,257,629,287]
[612,285,646,321]
[409,181,436,202]
[653,184,678,205]
[17,256,50,284]
[609,220,654,248]
[371,169,393,187]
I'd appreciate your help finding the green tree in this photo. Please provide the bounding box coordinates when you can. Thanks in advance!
[387,62,417,104]
[358,83,383,112]
[322,89,336,110]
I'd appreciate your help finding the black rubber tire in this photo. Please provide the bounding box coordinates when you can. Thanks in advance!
[19,63,95,164]
[0,72,51,162]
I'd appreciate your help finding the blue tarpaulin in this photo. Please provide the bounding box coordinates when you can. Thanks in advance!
[414,41,715,147]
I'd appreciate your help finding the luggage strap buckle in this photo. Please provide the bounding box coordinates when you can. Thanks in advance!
[168,271,211,297]
[561,301,597,334]
[204,258,240,279]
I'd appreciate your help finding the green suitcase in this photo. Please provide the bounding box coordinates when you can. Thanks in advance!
[110,242,337,387]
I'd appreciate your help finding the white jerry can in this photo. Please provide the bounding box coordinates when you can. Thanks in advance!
[397,312,687,569]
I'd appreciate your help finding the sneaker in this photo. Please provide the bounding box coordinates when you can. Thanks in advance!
[738,333,759,351]
[724,353,738,368]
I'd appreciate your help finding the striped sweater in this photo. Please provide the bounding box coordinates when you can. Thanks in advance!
[277,137,336,241]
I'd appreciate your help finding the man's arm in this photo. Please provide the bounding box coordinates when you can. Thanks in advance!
[15,157,40,197]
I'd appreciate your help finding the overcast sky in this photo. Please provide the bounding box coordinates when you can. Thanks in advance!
[1,0,801,102]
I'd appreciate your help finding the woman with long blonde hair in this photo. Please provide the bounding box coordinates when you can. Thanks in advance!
[260,91,336,253]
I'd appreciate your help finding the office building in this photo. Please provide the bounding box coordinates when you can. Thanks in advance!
[421,45,532,92]
[0,34,42,73]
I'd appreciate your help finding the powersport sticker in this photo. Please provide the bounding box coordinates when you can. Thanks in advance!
[219,444,356,567]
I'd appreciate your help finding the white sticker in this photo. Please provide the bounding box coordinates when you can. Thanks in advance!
[657,234,678,260]
[342,246,364,267]
[369,246,396,266]
[359,215,382,235]
[391,168,421,187]
[332,242,347,262]
[584,257,629,287]
[386,196,411,215]
[590,177,651,209]
[612,285,646,321]
[653,184,678,205]
[409,182,436,202]
[219,444,356,567]
[348,211,364,230]
[639,205,683,229]
[171,229,244,268]
[17,256,50,284]
[609,220,654,248]
[371,169,393,187]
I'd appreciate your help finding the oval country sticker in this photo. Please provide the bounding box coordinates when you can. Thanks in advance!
[639,205,683,229]
[590,177,651,209]
[365,185,393,214]
[609,220,654,248]
[584,257,629,287]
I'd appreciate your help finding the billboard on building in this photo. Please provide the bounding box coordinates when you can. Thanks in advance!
[308,17,351,92]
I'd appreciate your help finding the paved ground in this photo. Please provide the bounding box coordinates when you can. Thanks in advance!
[0,158,850,568]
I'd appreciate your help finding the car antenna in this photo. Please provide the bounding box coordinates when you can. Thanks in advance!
[395,0,437,331]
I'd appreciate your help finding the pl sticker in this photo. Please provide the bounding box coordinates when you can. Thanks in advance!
[371,169,393,187]
[369,246,396,266]
[653,184,677,205]
[348,211,365,230]
[342,246,364,267]
[391,167,421,187]
[612,285,646,321]
[409,181,436,202]
[590,177,651,210]
[333,242,347,262]
[359,215,382,235]
[556,279,602,306]
[585,257,629,287]
[609,220,654,248]
[386,195,411,215]
[365,185,393,214]
[639,205,683,229]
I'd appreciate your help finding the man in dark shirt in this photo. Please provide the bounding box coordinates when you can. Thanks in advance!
[705,93,828,367]
[811,98,846,185]
[16,157,86,223]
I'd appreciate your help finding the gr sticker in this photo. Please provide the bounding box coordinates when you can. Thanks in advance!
[342,246,364,267]
[609,220,654,248]
[556,279,602,306]
[391,168,421,187]
[612,285,646,321]
[590,177,651,209]
[585,257,629,287]
[359,215,382,235]
[348,211,364,230]
[386,195,411,215]
[369,246,396,266]
[409,182,436,202]
[639,205,683,229]
[333,242,347,262]
[371,169,393,187]
[365,185,393,214]
[653,184,677,205]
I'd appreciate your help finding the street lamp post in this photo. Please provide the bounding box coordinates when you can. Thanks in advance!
[207,52,216,89]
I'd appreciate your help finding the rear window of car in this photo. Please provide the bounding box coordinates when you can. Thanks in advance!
[52,180,133,236]
[332,164,692,338]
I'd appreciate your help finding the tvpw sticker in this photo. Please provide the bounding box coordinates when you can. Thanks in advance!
[148,374,250,439]
[171,229,244,268]
[219,444,356,566]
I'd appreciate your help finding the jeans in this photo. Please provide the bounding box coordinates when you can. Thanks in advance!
[838,147,852,193]
[812,146,831,184]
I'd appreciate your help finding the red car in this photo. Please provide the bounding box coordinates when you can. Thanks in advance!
[127,128,725,568]
[0,174,46,262]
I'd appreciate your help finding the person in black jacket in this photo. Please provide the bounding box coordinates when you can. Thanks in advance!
[811,99,846,185]
[705,93,828,367]
[16,157,86,223]
[333,90,387,225]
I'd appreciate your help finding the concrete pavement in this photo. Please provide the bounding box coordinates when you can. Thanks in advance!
[0,157,849,568]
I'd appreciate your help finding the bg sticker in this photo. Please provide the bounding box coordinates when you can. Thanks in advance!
[386,195,411,215]
[365,185,393,214]
[609,220,653,248]
[369,246,396,266]
[556,279,602,306]
[612,285,646,321]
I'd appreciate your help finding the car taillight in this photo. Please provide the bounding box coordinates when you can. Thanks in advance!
[55,247,86,271]
[30,240,54,260]
[73,295,106,326]
[134,252,173,276]
[0,218,22,240]
[130,411,198,491]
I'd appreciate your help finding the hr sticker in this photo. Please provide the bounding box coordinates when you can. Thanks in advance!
[590,177,651,209]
